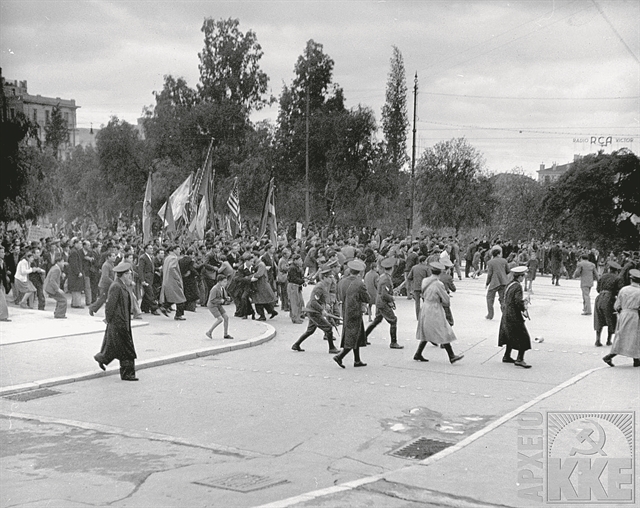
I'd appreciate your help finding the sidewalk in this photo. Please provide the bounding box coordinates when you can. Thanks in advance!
[258,364,639,508]
[0,303,276,396]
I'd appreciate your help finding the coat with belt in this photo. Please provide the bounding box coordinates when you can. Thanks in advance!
[251,261,276,304]
[67,247,84,292]
[160,253,186,304]
[498,281,531,352]
[337,274,370,349]
[98,278,136,363]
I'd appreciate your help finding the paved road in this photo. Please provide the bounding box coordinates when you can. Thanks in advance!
[1,275,637,508]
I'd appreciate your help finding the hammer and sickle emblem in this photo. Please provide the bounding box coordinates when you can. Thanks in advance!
[569,419,607,456]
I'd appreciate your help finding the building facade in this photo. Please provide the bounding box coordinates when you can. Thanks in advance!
[2,72,79,158]
[536,155,582,184]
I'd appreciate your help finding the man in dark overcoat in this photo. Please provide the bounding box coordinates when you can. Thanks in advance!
[138,243,159,315]
[333,259,370,368]
[498,266,532,368]
[93,263,138,381]
[68,238,85,308]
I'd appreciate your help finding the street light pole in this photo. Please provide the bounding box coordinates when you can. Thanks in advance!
[410,72,418,236]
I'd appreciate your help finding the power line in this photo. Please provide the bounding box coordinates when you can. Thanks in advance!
[592,0,639,64]
[421,92,639,101]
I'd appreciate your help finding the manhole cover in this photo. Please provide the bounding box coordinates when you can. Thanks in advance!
[390,437,453,460]
[4,388,63,402]
[194,473,287,493]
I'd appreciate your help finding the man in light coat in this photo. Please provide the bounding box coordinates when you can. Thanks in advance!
[573,253,599,315]
[485,247,510,320]
[44,254,68,319]
[160,245,187,320]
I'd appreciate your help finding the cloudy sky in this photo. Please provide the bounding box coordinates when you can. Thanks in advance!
[1,0,638,176]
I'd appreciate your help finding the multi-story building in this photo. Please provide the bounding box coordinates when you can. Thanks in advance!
[2,70,79,158]
[537,155,582,184]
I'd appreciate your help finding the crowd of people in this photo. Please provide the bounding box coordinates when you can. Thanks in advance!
[1,222,639,379]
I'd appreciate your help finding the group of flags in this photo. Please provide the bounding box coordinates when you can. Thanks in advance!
[141,140,277,244]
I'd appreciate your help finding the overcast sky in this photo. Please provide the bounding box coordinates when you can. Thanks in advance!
[1,0,638,176]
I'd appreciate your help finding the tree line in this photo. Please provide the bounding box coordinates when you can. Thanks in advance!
[2,17,638,251]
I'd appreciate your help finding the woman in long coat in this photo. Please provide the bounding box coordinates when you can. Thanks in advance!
[93,263,138,381]
[603,269,640,367]
[414,262,463,364]
[498,266,532,368]
[333,259,370,368]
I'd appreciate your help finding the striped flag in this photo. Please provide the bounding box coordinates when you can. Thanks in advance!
[226,177,241,233]
[259,177,277,247]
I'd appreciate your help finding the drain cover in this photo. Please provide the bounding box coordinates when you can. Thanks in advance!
[4,388,63,402]
[195,473,287,493]
[390,437,453,460]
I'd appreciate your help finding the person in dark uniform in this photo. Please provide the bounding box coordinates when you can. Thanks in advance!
[93,263,139,381]
[498,266,533,368]
[594,261,622,347]
[333,259,370,368]
[291,266,339,354]
[365,257,404,349]
[138,243,160,315]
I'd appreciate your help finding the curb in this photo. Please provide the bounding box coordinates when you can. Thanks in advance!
[0,324,276,397]
[254,365,605,508]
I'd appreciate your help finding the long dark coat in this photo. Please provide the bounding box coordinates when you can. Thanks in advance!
[251,261,276,304]
[594,273,621,331]
[498,281,531,351]
[67,247,85,292]
[337,274,370,349]
[179,255,200,303]
[97,278,136,364]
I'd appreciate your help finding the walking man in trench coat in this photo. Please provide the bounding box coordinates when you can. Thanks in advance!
[160,245,187,320]
[93,263,138,381]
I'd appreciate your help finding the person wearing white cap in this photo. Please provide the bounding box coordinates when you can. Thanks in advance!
[414,262,464,364]
[333,259,370,368]
[93,263,139,380]
[498,266,533,368]
[603,268,640,367]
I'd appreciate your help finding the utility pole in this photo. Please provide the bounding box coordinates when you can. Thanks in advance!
[305,76,310,229]
[410,72,418,236]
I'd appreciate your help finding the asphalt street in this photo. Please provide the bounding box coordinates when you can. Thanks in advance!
[0,274,637,508]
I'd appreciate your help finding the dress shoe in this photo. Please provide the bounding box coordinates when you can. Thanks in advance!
[502,356,516,363]
[151,310,161,316]
[333,355,345,369]
[634,359,640,368]
[54,316,67,319]
[291,344,304,352]
[257,316,267,321]
[413,355,429,362]
[328,348,340,354]
[122,376,139,381]
[594,341,602,347]
[606,340,612,346]
[514,359,532,368]
[485,315,492,320]
[205,331,212,339]
[390,342,404,349]
[581,312,591,316]
[602,355,615,367]
[160,307,169,317]
[223,335,234,340]
[354,361,367,367]
[449,354,464,364]
[174,316,186,321]
[89,309,94,316]
[94,354,106,371]
[242,316,248,320]
[292,320,304,324]
[269,311,278,319]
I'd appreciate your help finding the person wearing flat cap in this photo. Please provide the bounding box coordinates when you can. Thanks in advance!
[365,258,404,350]
[603,268,640,368]
[498,266,533,368]
[93,263,139,380]
[414,262,464,364]
[593,260,623,347]
[333,259,371,368]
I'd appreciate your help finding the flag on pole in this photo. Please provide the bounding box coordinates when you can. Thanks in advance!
[194,195,207,240]
[142,172,153,244]
[163,195,176,237]
[189,139,214,226]
[259,177,277,247]
[226,177,241,233]
[225,215,232,237]
[158,174,192,224]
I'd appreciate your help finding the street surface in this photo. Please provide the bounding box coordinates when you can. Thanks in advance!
[0,274,638,508]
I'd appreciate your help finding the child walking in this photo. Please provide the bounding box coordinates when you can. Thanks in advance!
[206,275,234,340]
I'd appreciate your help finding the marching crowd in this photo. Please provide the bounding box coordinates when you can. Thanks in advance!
[1,223,639,381]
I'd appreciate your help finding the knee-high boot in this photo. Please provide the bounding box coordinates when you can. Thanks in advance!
[389,323,404,349]
[414,341,428,362]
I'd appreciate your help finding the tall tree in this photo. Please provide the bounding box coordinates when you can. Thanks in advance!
[44,105,69,158]
[415,138,494,233]
[381,46,409,171]
[541,149,640,250]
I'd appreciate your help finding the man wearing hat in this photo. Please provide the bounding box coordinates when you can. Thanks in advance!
[333,259,371,368]
[365,258,404,349]
[43,253,68,319]
[93,263,139,381]
[573,253,599,315]
[291,266,340,354]
[485,246,510,320]
[603,268,640,367]
[498,266,533,368]
[593,261,622,347]
[414,261,464,363]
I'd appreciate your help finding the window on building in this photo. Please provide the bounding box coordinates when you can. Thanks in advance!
[45,110,50,124]
[33,109,38,123]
